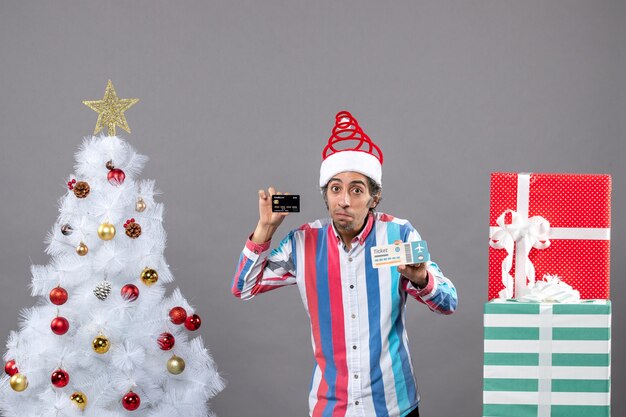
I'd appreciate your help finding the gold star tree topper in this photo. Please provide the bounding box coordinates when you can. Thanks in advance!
[83,80,139,136]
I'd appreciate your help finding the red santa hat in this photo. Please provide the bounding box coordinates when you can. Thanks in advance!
[319,111,383,188]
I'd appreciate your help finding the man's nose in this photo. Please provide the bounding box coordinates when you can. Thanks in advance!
[339,192,350,207]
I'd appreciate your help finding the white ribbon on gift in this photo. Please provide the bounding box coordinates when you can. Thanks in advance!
[489,173,611,299]
[537,303,553,417]
[517,274,581,303]
[489,209,550,298]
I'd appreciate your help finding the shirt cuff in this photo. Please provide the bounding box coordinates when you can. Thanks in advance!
[412,270,436,298]
[245,233,271,254]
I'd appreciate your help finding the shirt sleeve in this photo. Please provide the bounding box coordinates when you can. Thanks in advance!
[232,230,297,300]
[399,224,458,315]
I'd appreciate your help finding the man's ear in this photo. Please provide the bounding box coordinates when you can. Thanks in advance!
[370,194,381,209]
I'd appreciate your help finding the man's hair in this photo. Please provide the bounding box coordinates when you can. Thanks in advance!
[321,176,382,211]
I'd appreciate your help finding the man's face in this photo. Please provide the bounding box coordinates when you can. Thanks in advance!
[325,171,379,234]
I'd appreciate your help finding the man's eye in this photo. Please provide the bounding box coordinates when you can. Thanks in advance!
[352,188,363,194]
[331,186,341,192]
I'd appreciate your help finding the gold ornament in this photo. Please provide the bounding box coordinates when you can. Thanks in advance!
[140,268,158,286]
[83,80,139,136]
[97,222,116,240]
[135,197,146,212]
[167,355,186,375]
[9,373,28,392]
[76,242,89,256]
[92,334,110,354]
[70,391,88,411]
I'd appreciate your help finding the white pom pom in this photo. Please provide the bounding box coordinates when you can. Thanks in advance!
[111,341,146,373]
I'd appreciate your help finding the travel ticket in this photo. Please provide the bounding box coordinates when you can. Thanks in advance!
[370,241,430,268]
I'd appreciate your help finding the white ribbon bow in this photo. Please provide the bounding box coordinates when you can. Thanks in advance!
[489,209,551,299]
[517,274,581,303]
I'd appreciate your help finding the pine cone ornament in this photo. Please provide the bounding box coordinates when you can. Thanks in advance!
[124,218,141,239]
[73,181,90,198]
[94,280,112,300]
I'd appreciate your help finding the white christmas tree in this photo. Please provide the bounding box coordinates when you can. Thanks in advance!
[0,81,224,417]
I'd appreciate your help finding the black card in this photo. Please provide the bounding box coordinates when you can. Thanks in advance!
[271,195,300,212]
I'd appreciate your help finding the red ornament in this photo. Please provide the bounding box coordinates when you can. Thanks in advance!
[107,168,126,186]
[123,218,137,227]
[169,307,187,325]
[51,317,69,335]
[184,314,202,331]
[157,332,175,350]
[122,391,141,411]
[49,287,68,305]
[67,179,77,190]
[51,369,69,388]
[4,360,18,376]
[121,284,140,301]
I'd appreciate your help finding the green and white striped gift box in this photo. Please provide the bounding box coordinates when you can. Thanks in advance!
[483,300,611,417]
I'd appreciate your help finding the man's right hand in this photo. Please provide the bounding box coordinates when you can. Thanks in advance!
[251,186,290,244]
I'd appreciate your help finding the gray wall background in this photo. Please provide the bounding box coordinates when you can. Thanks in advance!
[1,1,624,416]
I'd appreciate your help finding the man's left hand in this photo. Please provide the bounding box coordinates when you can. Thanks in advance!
[397,263,428,289]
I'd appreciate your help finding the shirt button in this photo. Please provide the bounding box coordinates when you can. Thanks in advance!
[355,401,360,406]
[352,345,357,349]
[253,250,259,254]
[350,285,354,289]
[348,257,353,262]
[351,314,356,319]
[354,374,358,379]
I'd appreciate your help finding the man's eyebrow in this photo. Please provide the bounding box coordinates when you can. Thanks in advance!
[328,178,366,187]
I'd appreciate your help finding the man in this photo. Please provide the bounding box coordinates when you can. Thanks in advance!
[232,111,457,417]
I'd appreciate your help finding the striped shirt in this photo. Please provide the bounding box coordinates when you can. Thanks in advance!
[233,212,457,417]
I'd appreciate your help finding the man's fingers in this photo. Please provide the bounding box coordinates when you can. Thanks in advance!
[259,187,286,201]
[398,263,426,274]
[406,262,426,268]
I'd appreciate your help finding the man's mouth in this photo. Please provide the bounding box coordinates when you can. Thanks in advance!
[334,212,352,219]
